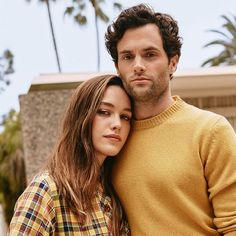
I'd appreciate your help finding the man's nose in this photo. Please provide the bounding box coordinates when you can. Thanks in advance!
[133,56,145,74]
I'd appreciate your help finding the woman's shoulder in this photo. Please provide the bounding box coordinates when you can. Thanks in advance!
[25,171,58,197]
[9,174,58,235]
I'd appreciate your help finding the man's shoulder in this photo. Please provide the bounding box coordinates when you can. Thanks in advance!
[175,98,231,132]
[182,98,223,121]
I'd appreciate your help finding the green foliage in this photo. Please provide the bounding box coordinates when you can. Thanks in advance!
[202,14,236,67]
[0,111,22,158]
[64,0,122,25]
[0,49,14,93]
[0,110,26,225]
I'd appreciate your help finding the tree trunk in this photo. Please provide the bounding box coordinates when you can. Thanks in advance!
[94,11,100,72]
[45,0,62,72]
[90,0,100,72]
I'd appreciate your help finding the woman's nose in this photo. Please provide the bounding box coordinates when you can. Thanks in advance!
[110,116,121,130]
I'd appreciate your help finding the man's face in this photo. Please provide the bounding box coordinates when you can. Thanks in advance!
[116,23,178,102]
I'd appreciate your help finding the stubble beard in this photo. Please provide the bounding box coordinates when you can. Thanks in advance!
[126,83,156,102]
[123,74,170,103]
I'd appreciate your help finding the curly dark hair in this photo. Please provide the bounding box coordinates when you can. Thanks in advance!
[105,4,182,64]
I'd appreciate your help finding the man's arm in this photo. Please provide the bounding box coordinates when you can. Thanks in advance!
[204,117,236,235]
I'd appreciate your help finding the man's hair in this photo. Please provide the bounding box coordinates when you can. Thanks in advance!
[105,4,182,64]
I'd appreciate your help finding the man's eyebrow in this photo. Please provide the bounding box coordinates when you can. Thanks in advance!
[143,46,159,51]
[119,50,132,55]
[119,47,159,54]
[100,102,132,112]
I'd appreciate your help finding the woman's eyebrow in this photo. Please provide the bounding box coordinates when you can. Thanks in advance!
[100,102,114,107]
[100,102,131,112]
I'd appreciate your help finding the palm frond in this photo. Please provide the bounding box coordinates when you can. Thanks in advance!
[64,6,75,16]
[206,29,231,40]
[74,12,87,25]
[202,13,236,67]
[221,14,236,38]
[95,7,109,22]
[203,40,232,48]
[113,2,122,10]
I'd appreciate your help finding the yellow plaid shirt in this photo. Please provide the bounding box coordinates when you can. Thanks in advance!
[8,173,129,235]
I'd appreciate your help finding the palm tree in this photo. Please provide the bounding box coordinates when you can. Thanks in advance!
[25,0,62,72]
[202,14,236,67]
[0,49,14,92]
[65,0,122,71]
[0,110,26,225]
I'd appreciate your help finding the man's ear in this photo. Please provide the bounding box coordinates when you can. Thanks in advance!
[115,63,120,76]
[169,55,179,73]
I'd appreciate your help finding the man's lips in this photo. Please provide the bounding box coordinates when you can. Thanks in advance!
[103,134,121,141]
[131,76,149,82]
[131,77,151,84]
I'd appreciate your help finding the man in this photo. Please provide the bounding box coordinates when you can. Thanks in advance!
[105,4,236,236]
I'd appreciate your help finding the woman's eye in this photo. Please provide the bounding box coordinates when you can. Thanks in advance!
[97,110,110,116]
[121,114,131,121]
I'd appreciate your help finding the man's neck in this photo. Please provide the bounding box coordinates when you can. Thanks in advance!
[134,94,175,120]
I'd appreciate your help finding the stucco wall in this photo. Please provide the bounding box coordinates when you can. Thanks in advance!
[19,89,73,182]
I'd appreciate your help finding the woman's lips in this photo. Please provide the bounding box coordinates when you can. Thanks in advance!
[104,134,121,141]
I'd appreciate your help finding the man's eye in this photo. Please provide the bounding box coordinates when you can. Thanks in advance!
[146,52,155,57]
[122,54,132,60]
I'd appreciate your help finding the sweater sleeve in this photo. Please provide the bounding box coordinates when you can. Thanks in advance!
[8,178,56,236]
[204,117,236,235]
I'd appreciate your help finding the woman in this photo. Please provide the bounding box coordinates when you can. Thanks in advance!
[8,75,132,235]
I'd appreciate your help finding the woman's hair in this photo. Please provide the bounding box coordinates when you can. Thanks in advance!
[47,74,131,235]
[105,4,182,64]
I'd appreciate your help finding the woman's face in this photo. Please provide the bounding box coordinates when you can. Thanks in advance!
[92,85,132,164]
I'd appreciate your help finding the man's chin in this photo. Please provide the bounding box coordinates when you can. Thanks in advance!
[131,88,153,102]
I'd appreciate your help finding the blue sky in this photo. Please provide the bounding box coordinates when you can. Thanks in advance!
[1,0,236,117]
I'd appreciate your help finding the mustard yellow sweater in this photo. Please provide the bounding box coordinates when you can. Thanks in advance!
[113,96,236,236]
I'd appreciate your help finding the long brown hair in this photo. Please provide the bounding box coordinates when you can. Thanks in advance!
[47,74,130,235]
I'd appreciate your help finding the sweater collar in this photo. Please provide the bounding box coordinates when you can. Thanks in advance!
[132,96,184,130]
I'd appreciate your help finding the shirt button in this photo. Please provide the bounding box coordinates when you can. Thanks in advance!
[104,205,111,212]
